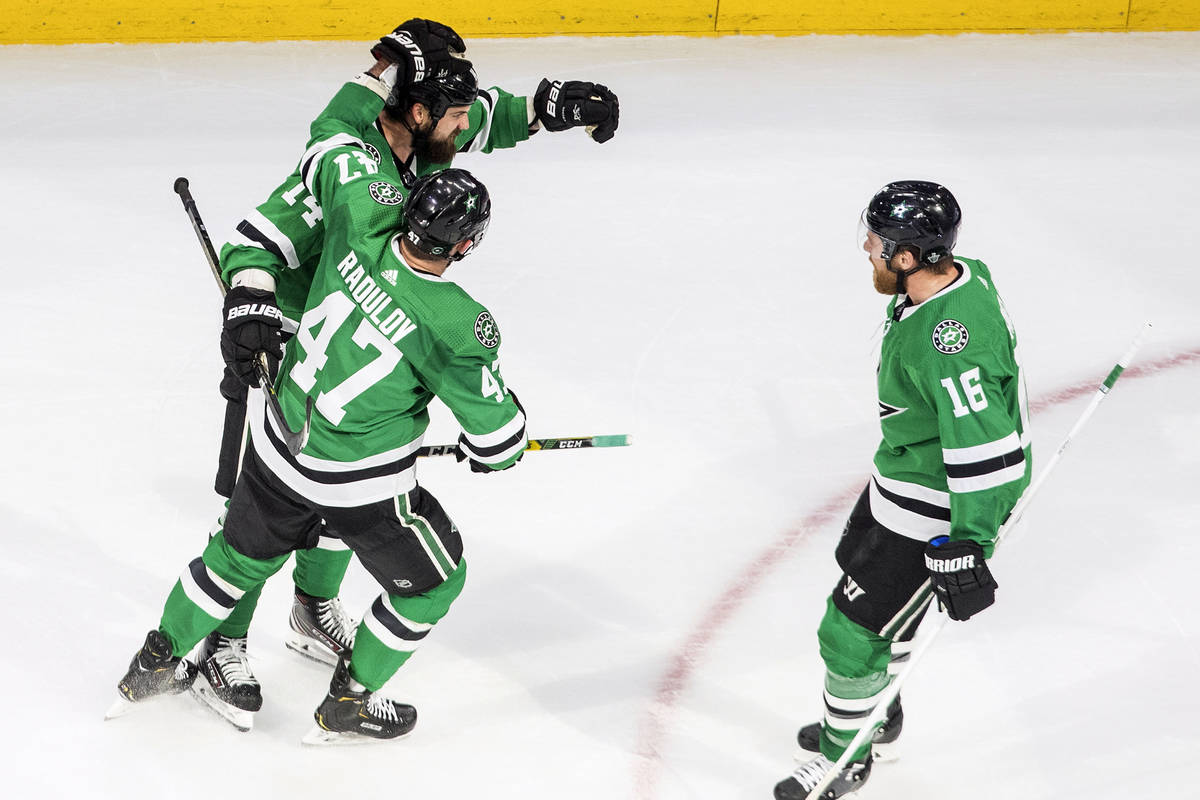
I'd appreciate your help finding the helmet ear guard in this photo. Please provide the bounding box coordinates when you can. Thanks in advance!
[386,58,479,123]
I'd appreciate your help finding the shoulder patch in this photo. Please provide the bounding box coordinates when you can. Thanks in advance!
[932,319,969,354]
[369,181,404,206]
[363,142,382,164]
[474,311,501,348]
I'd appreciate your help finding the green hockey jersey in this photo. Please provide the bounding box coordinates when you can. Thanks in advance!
[245,79,527,508]
[218,74,533,328]
[869,258,1031,556]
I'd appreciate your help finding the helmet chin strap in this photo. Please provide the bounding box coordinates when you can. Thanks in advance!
[886,257,926,296]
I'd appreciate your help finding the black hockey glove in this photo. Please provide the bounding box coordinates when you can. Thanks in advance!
[221,285,284,387]
[924,536,998,621]
[533,79,620,143]
[372,18,467,86]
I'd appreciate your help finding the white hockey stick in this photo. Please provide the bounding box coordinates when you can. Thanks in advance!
[803,322,1153,800]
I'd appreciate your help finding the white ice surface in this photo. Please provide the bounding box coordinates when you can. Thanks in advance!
[2,32,1199,800]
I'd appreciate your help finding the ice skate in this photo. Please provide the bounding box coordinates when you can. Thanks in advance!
[797,697,903,762]
[774,752,872,800]
[107,629,198,720]
[301,656,417,746]
[190,632,262,731]
[285,590,356,667]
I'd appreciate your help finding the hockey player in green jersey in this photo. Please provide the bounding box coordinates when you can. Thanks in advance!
[775,182,1031,799]
[117,139,523,742]
[203,18,619,725]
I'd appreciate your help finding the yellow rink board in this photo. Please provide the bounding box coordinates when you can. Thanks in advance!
[2,0,1198,44]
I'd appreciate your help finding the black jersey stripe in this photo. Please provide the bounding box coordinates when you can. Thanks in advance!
[260,410,418,485]
[459,427,526,460]
[370,596,430,642]
[871,477,952,522]
[235,219,287,265]
[944,447,1025,479]
[187,558,238,609]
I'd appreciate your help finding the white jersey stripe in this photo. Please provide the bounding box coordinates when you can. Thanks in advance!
[460,89,498,154]
[871,469,950,508]
[301,132,367,194]
[243,209,300,270]
[942,431,1022,464]
[249,396,416,507]
[947,462,1027,493]
[868,479,950,541]
[461,408,526,450]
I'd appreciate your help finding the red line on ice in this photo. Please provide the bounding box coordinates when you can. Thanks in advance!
[632,346,1200,799]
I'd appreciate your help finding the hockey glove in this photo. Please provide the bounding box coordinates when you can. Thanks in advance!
[924,536,998,621]
[372,19,467,86]
[533,79,620,143]
[221,285,284,387]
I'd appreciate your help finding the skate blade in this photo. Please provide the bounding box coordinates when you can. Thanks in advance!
[301,724,409,746]
[190,681,254,732]
[871,740,899,762]
[284,633,341,668]
[104,695,135,721]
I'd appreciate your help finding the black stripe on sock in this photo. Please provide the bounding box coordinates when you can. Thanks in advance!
[371,596,430,642]
[188,557,238,609]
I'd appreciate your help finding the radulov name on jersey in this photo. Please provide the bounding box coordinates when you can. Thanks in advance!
[335,249,417,345]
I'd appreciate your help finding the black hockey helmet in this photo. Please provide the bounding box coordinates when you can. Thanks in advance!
[386,60,479,123]
[402,168,491,261]
[862,181,962,265]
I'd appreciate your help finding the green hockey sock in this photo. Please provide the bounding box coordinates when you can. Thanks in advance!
[347,560,467,691]
[216,583,263,638]
[293,542,353,599]
[159,531,289,657]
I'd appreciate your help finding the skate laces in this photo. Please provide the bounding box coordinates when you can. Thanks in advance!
[793,754,835,790]
[211,635,257,687]
[365,692,400,722]
[316,598,356,648]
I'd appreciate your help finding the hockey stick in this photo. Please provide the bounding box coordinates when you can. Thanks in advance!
[803,322,1153,800]
[417,434,631,458]
[173,177,312,456]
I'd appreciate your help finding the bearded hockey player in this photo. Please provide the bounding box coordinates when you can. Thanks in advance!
[201,18,618,729]
[774,181,1031,798]
[117,145,524,741]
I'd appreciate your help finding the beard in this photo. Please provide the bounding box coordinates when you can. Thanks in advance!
[413,123,459,165]
[872,263,899,295]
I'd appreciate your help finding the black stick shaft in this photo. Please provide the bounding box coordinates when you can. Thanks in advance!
[174,177,227,297]
[173,176,311,454]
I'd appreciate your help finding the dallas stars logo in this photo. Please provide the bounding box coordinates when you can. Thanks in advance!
[368,181,403,206]
[890,201,913,219]
[474,311,500,348]
[465,194,477,211]
[932,319,969,354]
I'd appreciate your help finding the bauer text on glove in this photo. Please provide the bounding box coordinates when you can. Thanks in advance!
[533,79,619,143]
[221,286,283,387]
